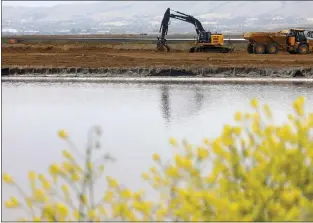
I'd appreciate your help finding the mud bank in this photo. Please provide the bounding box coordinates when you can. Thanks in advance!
[3,76,313,85]
[2,66,312,78]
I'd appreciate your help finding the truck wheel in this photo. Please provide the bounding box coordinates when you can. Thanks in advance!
[253,43,266,54]
[267,43,279,54]
[247,44,253,54]
[298,44,309,54]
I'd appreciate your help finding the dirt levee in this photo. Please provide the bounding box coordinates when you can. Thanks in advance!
[2,42,313,77]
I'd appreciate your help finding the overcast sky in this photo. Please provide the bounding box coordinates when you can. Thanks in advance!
[2,1,97,7]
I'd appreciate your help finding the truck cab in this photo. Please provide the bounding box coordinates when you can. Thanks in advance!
[287,29,312,54]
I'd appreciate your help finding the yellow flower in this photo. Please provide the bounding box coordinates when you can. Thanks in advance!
[73,209,80,220]
[280,190,301,206]
[61,184,70,202]
[56,202,69,217]
[152,153,160,161]
[135,191,146,201]
[5,197,20,208]
[165,166,180,178]
[98,205,107,215]
[197,147,209,160]
[49,163,60,175]
[104,190,114,202]
[112,203,128,217]
[234,111,242,121]
[11,197,20,205]
[120,189,132,199]
[87,162,93,170]
[293,97,305,116]
[232,127,242,136]
[62,161,75,173]
[3,173,14,184]
[61,184,69,193]
[80,194,87,205]
[141,172,149,180]
[28,171,36,181]
[106,176,119,188]
[169,137,178,147]
[25,197,33,208]
[174,154,193,169]
[156,206,167,221]
[203,137,210,145]
[39,174,51,191]
[58,129,68,139]
[34,188,46,202]
[5,201,14,208]
[62,150,73,160]
[263,104,272,118]
[33,216,42,222]
[71,173,80,182]
[250,98,259,109]
[297,96,305,105]
[150,167,157,173]
[88,209,96,219]
[42,204,55,220]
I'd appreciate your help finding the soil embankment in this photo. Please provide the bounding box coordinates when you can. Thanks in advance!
[2,43,313,78]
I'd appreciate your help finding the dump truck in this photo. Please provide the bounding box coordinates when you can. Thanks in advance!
[243,29,313,54]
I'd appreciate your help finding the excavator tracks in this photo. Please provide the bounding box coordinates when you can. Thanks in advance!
[189,46,234,53]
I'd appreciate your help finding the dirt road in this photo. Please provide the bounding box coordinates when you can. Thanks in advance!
[2,43,313,69]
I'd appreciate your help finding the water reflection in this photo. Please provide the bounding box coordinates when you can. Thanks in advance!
[194,86,204,111]
[160,85,171,124]
[159,84,204,125]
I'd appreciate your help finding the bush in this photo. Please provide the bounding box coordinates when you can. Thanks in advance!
[3,96,313,221]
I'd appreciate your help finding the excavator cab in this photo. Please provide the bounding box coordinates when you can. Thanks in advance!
[286,29,312,54]
[197,31,225,46]
[198,31,211,43]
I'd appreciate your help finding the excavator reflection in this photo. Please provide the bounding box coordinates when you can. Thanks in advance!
[159,84,204,125]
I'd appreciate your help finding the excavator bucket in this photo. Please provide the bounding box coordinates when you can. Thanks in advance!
[155,44,170,52]
[155,38,170,52]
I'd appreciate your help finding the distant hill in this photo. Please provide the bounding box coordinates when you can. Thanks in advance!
[2,1,313,34]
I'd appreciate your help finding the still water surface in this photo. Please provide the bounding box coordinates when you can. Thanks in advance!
[2,81,313,220]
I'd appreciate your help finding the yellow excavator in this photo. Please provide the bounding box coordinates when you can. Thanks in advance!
[155,8,234,53]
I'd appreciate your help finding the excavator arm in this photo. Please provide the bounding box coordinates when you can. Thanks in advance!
[156,8,206,52]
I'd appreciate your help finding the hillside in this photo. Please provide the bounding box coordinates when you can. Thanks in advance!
[2,1,313,34]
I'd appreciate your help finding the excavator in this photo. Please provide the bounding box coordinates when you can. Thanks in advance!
[155,8,234,53]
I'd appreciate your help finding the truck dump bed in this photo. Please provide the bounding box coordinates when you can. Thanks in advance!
[243,31,288,46]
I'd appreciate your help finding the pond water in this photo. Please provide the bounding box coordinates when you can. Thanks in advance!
[2,81,313,220]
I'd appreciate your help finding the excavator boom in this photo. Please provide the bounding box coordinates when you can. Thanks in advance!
[156,8,206,52]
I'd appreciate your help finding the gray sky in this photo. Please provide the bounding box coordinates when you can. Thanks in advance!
[2,1,97,7]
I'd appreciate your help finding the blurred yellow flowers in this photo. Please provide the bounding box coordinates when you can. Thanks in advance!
[58,129,68,139]
[3,173,14,184]
[3,97,313,222]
